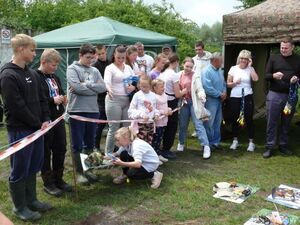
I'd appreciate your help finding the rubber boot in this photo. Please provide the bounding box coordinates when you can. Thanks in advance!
[26,174,53,212]
[53,169,73,192]
[41,171,63,197]
[9,180,41,221]
[73,152,89,184]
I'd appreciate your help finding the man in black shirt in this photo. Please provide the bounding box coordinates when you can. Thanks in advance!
[92,45,110,151]
[263,37,300,158]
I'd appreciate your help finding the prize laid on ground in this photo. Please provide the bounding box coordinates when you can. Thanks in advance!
[80,152,114,171]
[244,208,299,225]
[213,182,259,204]
[266,184,300,209]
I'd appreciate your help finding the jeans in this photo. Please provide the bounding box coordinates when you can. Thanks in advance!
[204,97,222,145]
[69,112,99,153]
[179,99,209,146]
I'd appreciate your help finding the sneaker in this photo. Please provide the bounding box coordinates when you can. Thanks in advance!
[43,184,63,197]
[113,174,127,184]
[191,131,197,138]
[247,142,255,152]
[203,146,211,159]
[76,174,89,184]
[161,150,177,159]
[158,160,163,166]
[230,140,239,150]
[177,143,184,151]
[158,155,168,162]
[151,171,163,189]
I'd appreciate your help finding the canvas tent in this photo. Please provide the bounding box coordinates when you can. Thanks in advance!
[32,16,177,90]
[223,0,300,117]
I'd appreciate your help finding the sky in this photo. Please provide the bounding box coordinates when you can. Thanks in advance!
[142,0,241,26]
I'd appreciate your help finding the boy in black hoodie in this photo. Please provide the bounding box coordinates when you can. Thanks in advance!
[0,34,52,221]
[37,49,72,197]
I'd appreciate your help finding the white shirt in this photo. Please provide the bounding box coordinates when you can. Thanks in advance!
[228,65,253,98]
[193,51,212,76]
[104,63,135,96]
[158,68,179,101]
[136,54,154,75]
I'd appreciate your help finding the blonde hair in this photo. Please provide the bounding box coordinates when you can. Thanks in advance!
[151,78,164,91]
[115,127,137,143]
[138,75,151,86]
[40,48,61,63]
[11,34,36,54]
[237,49,252,65]
[152,53,167,69]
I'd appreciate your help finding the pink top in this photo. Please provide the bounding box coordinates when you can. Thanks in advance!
[179,71,193,100]
[155,93,169,127]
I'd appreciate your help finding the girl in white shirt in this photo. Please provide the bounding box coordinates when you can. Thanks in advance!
[110,127,163,189]
[128,76,159,144]
[227,49,259,152]
[104,46,136,153]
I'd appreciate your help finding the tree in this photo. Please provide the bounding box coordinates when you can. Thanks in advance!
[237,0,264,8]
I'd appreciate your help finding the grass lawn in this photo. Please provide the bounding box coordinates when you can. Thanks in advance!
[0,117,300,225]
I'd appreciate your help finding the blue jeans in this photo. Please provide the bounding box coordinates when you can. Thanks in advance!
[204,97,222,145]
[69,112,99,153]
[8,130,44,182]
[179,99,209,146]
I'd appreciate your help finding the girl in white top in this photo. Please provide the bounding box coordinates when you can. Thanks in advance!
[110,127,163,189]
[227,49,259,152]
[104,46,136,153]
[128,76,160,144]
[157,53,186,159]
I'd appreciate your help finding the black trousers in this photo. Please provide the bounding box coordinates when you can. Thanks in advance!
[120,151,154,179]
[230,94,254,139]
[41,120,67,173]
[162,98,178,151]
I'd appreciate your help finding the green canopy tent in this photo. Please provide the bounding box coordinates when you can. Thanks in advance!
[32,16,177,90]
[223,0,300,118]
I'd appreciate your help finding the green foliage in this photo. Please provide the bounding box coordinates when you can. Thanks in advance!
[237,0,264,8]
[0,0,223,60]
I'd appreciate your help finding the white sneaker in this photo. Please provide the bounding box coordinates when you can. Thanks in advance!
[203,146,211,159]
[230,140,239,150]
[177,143,184,151]
[158,160,163,166]
[191,131,197,137]
[247,142,255,152]
[151,171,163,189]
[158,155,168,162]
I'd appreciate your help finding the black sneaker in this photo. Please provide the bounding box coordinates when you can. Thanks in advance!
[279,146,293,156]
[161,150,177,159]
[55,180,73,192]
[43,184,63,197]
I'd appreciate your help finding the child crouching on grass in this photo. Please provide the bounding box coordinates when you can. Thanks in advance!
[109,127,163,189]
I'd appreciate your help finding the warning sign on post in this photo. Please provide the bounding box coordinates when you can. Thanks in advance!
[1,29,11,44]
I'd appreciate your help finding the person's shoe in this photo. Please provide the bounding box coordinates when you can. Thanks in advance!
[151,171,163,189]
[13,207,41,221]
[177,143,184,151]
[203,146,211,159]
[158,155,168,162]
[158,160,163,166]
[279,146,293,156]
[43,184,63,197]
[28,200,53,212]
[76,174,89,184]
[247,142,255,152]
[191,131,197,138]
[161,150,177,159]
[113,174,127,184]
[230,140,239,150]
[55,180,73,192]
[84,171,100,183]
[263,148,273,158]
[211,144,223,151]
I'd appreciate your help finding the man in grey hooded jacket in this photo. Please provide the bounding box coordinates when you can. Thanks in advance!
[67,43,106,184]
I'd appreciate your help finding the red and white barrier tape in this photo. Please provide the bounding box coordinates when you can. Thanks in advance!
[0,103,185,161]
[0,115,64,161]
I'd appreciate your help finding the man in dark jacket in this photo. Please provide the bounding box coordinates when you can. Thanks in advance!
[263,37,300,158]
[0,34,52,221]
[37,48,72,197]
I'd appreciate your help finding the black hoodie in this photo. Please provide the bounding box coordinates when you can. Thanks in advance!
[0,62,50,131]
[36,70,65,121]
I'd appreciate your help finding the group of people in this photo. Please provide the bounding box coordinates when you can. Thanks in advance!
[0,33,299,223]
